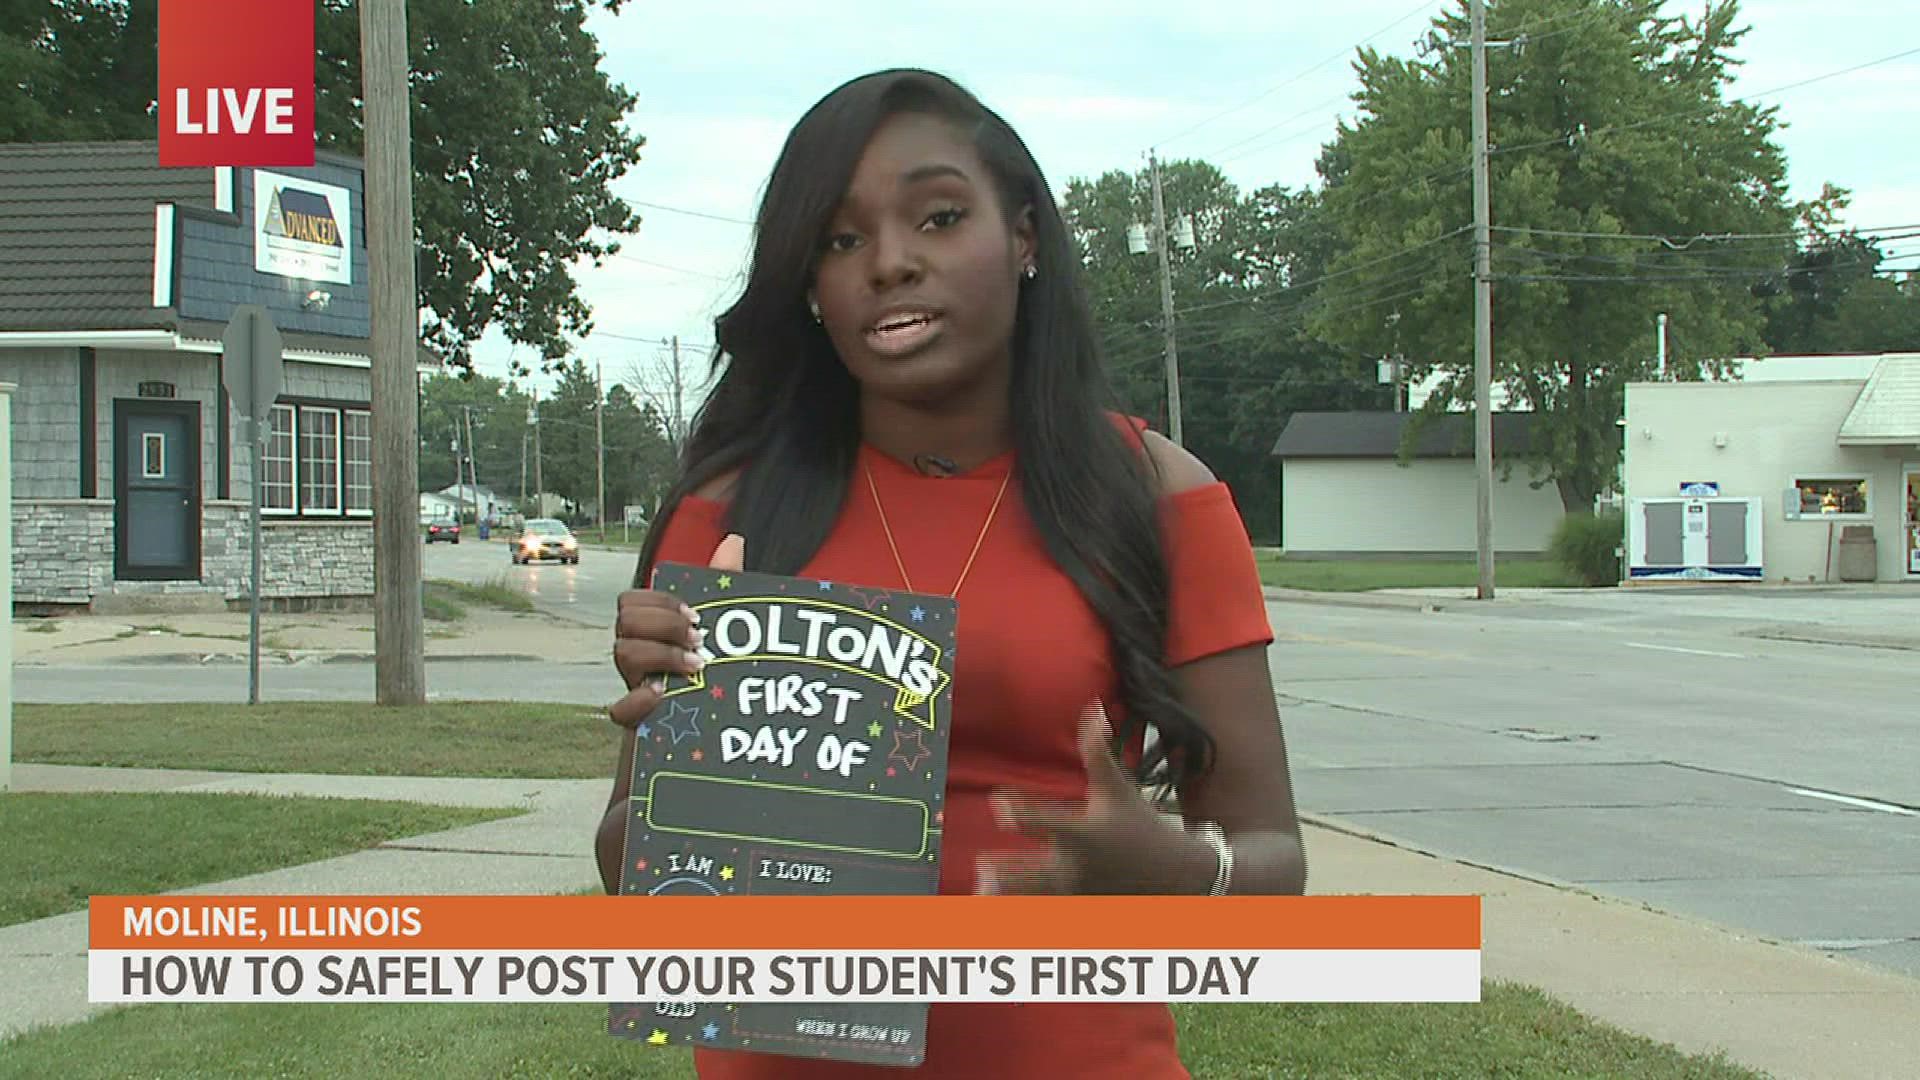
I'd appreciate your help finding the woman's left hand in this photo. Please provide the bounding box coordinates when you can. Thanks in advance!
[977,702,1212,895]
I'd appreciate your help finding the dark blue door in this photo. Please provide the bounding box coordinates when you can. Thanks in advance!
[116,402,201,580]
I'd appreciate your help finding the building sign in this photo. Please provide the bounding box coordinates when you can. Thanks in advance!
[254,170,352,285]
[158,0,314,167]
[1679,482,1720,497]
[137,382,176,399]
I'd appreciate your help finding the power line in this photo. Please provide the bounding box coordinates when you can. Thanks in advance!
[1492,223,1920,247]
[1489,45,1920,160]
[609,251,741,283]
[1164,225,1471,318]
[634,199,755,226]
[1154,0,1442,149]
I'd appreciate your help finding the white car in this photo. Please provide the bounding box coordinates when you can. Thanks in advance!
[512,518,580,565]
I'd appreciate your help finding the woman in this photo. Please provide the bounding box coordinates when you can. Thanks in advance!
[596,68,1306,1078]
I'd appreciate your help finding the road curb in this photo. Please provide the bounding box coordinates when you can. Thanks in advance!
[1261,587,1450,614]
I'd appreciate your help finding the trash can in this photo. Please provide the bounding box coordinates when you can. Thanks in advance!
[1836,525,1877,582]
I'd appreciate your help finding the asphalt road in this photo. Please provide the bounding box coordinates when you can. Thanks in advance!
[425,535,637,628]
[16,547,1919,980]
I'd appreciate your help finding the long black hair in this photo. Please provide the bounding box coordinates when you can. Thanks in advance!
[633,69,1213,787]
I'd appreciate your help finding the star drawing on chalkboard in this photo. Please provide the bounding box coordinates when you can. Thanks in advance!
[648,1029,670,1045]
[818,581,834,591]
[716,574,733,589]
[909,605,926,622]
[702,1021,721,1040]
[636,722,650,740]
[889,729,931,773]
[867,721,883,738]
[658,701,703,745]
[719,865,735,881]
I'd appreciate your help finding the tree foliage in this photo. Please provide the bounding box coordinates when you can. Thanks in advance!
[2,0,645,368]
[1062,162,1381,543]
[1312,0,1797,511]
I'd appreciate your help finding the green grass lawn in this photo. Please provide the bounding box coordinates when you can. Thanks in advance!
[0,983,1759,1078]
[14,702,619,779]
[1257,555,1580,592]
[0,792,515,927]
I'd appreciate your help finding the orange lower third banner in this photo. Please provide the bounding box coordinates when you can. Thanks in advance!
[87,895,1481,1005]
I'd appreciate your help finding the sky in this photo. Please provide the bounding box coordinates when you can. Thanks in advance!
[462,0,1920,414]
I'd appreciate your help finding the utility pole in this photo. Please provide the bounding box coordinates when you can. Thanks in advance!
[595,360,607,539]
[530,388,543,518]
[519,429,528,505]
[449,437,463,517]
[463,404,481,522]
[1147,152,1185,446]
[363,0,424,704]
[669,335,685,452]
[1470,0,1496,601]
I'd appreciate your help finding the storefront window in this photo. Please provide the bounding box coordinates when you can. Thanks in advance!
[261,404,296,512]
[344,409,372,515]
[300,406,342,513]
[1794,477,1869,516]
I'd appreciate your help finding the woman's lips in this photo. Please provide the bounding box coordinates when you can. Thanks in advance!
[865,312,944,357]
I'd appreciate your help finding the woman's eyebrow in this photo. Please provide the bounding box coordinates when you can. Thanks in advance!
[899,163,972,187]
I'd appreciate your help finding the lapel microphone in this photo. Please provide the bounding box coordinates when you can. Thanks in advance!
[912,454,958,478]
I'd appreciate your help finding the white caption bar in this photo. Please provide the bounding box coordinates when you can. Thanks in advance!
[90,949,1480,1005]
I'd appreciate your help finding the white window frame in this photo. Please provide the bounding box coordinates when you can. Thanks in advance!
[344,408,373,517]
[261,404,298,515]
[299,405,344,516]
[141,433,166,479]
[1786,475,1872,521]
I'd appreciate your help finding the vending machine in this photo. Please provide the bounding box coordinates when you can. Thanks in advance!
[1628,491,1765,582]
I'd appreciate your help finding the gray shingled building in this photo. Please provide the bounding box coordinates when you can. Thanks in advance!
[2,141,409,610]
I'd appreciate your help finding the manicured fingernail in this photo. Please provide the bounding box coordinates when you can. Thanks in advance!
[681,604,700,624]
[683,650,706,672]
[687,626,706,649]
[647,675,666,694]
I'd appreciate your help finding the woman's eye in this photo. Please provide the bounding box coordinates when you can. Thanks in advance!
[922,207,966,230]
[823,232,861,253]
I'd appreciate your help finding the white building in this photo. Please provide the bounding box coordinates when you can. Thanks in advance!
[1623,353,1920,583]
[1270,411,1566,557]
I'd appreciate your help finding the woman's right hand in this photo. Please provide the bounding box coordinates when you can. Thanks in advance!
[607,533,745,728]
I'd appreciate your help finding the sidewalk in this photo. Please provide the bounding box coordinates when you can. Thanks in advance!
[1262,581,1920,651]
[5,765,1917,1077]
[12,607,607,667]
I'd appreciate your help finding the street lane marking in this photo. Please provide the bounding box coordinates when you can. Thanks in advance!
[1624,642,1744,659]
[1787,788,1917,816]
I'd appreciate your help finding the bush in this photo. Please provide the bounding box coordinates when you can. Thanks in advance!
[1551,511,1625,586]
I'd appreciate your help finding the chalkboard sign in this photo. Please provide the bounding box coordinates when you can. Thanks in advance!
[608,563,958,1067]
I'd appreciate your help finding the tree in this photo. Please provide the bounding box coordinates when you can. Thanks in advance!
[1061,161,1379,542]
[2,0,644,368]
[601,384,675,519]
[1764,186,1920,354]
[1311,0,1797,512]
[418,371,530,498]
[534,361,603,514]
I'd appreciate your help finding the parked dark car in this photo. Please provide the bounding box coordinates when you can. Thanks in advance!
[512,518,579,565]
[425,521,461,544]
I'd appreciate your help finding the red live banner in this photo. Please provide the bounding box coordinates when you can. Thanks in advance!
[158,0,315,167]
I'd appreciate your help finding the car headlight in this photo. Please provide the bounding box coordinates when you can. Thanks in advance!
[562,537,577,548]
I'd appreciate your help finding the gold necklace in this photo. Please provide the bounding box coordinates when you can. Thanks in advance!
[863,459,1011,599]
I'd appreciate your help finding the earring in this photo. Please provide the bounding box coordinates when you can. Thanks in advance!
[808,299,822,323]
[1023,264,1038,281]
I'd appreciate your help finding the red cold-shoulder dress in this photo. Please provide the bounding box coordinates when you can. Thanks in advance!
[637,420,1272,1079]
